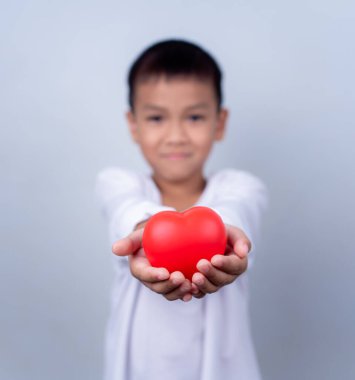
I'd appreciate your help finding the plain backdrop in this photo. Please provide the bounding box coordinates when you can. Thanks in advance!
[1,1,354,379]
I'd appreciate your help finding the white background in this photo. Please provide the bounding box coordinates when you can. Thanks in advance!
[1,1,354,379]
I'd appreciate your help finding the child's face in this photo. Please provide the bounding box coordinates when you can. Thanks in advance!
[126,75,228,181]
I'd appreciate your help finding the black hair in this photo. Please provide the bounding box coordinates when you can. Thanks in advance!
[127,39,223,112]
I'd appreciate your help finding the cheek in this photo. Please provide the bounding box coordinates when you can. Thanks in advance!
[190,129,214,151]
[139,131,162,153]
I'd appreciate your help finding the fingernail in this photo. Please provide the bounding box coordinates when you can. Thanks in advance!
[212,256,223,267]
[201,264,209,273]
[183,294,192,302]
[236,242,249,257]
[198,260,210,272]
[157,271,168,280]
[242,243,250,255]
[172,277,181,285]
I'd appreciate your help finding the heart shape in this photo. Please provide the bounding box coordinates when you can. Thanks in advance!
[142,206,227,280]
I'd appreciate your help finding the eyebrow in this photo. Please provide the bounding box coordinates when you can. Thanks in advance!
[142,102,210,111]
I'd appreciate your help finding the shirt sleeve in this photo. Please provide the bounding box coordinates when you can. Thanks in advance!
[95,167,176,256]
[207,168,269,268]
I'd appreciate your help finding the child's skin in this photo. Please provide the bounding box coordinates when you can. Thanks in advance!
[112,75,251,301]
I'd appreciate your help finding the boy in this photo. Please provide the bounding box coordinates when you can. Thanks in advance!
[96,39,268,380]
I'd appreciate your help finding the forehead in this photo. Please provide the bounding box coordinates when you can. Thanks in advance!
[134,75,216,111]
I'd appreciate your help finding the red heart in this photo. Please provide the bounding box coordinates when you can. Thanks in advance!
[142,206,227,281]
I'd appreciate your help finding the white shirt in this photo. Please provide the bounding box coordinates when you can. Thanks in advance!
[95,166,268,380]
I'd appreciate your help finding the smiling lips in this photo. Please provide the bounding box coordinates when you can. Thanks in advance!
[162,153,192,160]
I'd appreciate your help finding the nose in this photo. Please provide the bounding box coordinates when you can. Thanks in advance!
[165,120,189,144]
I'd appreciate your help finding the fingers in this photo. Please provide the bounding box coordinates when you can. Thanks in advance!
[210,254,248,276]
[192,271,219,294]
[112,228,144,256]
[191,283,206,299]
[225,224,251,259]
[129,252,170,282]
[127,249,193,302]
[192,253,248,294]
[141,269,194,302]
[142,271,185,295]
[130,258,192,302]
[196,258,236,287]
[164,278,193,302]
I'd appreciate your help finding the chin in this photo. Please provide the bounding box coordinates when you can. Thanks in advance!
[158,167,199,182]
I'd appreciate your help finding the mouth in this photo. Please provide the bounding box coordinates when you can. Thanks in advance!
[161,153,192,160]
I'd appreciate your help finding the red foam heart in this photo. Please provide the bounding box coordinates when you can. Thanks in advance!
[142,206,227,280]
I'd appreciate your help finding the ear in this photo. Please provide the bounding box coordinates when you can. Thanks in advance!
[214,107,228,141]
[126,110,139,143]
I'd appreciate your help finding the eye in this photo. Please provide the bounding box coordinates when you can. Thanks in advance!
[146,115,163,122]
[188,114,204,122]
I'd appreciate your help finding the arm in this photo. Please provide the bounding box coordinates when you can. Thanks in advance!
[95,167,175,250]
[208,169,268,267]
[96,167,193,301]
[191,169,268,297]
[190,223,250,298]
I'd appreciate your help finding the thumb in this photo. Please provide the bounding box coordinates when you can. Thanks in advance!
[225,224,252,259]
[112,228,144,256]
[234,239,251,259]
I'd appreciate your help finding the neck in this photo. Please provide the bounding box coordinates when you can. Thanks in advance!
[151,171,207,210]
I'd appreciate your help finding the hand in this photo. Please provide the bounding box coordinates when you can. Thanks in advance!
[190,224,250,299]
[112,227,193,302]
